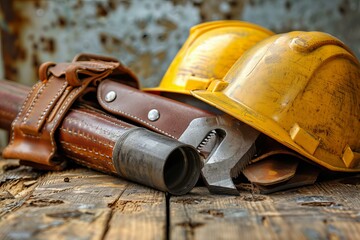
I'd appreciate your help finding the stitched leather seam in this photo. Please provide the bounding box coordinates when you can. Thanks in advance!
[59,127,113,148]
[21,79,49,125]
[64,117,122,140]
[61,141,112,160]
[52,87,81,125]
[21,134,42,139]
[48,87,82,155]
[99,98,176,139]
[0,109,16,118]
[36,80,68,128]
[9,82,41,145]
[60,146,109,172]
[72,109,130,130]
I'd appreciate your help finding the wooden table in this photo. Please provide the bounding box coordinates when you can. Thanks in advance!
[0,158,359,240]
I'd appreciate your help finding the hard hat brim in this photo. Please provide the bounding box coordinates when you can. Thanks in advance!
[143,87,191,95]
[191,90,352,172]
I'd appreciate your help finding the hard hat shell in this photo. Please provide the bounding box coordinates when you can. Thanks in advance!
[144,20,274,94]
[191,31,360,171]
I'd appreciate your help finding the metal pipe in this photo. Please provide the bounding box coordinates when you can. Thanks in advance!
[113,128,201,195]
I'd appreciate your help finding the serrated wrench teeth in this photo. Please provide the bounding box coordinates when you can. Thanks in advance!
[179,115,260,195]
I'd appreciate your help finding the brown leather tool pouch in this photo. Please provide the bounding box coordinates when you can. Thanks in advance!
[3,52,211,171]
[97,79,213,139]
[3,54,139,170]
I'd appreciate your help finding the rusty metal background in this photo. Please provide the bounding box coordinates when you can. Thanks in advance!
[1,0,360,87]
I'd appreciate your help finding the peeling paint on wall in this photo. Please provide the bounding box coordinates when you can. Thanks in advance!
[1,0,201,87]
[1,0,360,88]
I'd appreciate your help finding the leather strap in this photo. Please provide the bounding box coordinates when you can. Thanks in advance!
[97,80,213,139]
[58,105,134,174]
[3,55,138,169]
[73,53,139,89]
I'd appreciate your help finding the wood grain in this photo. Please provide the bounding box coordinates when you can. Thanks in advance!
[0,161,166,240]
[0,160,44,219]
[170,175,360,240]
[1,154,360,240]
[104,184,166,240]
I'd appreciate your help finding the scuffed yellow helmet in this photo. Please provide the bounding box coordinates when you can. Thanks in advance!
[191,31,360,172]
[144,20,274,94]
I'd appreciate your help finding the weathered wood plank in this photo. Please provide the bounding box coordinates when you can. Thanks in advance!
[104,184,166,240]
[170,175,360,240]
[0,159,44,219]
[2,153,360,240]
[0,165,166,240]
[0,168,124,240]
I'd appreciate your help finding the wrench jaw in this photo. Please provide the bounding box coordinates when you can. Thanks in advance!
[179,115,260,195]
[202,136,257,195]
[202,163,240,195]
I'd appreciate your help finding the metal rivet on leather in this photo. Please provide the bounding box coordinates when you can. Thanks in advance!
[148,109,160,121]
[104,91,117,102]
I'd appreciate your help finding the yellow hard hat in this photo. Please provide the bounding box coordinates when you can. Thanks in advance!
[144,20,274,94]
[191,31,360,172]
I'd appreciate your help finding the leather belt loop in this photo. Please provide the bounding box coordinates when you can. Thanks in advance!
[39,62,56,82]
